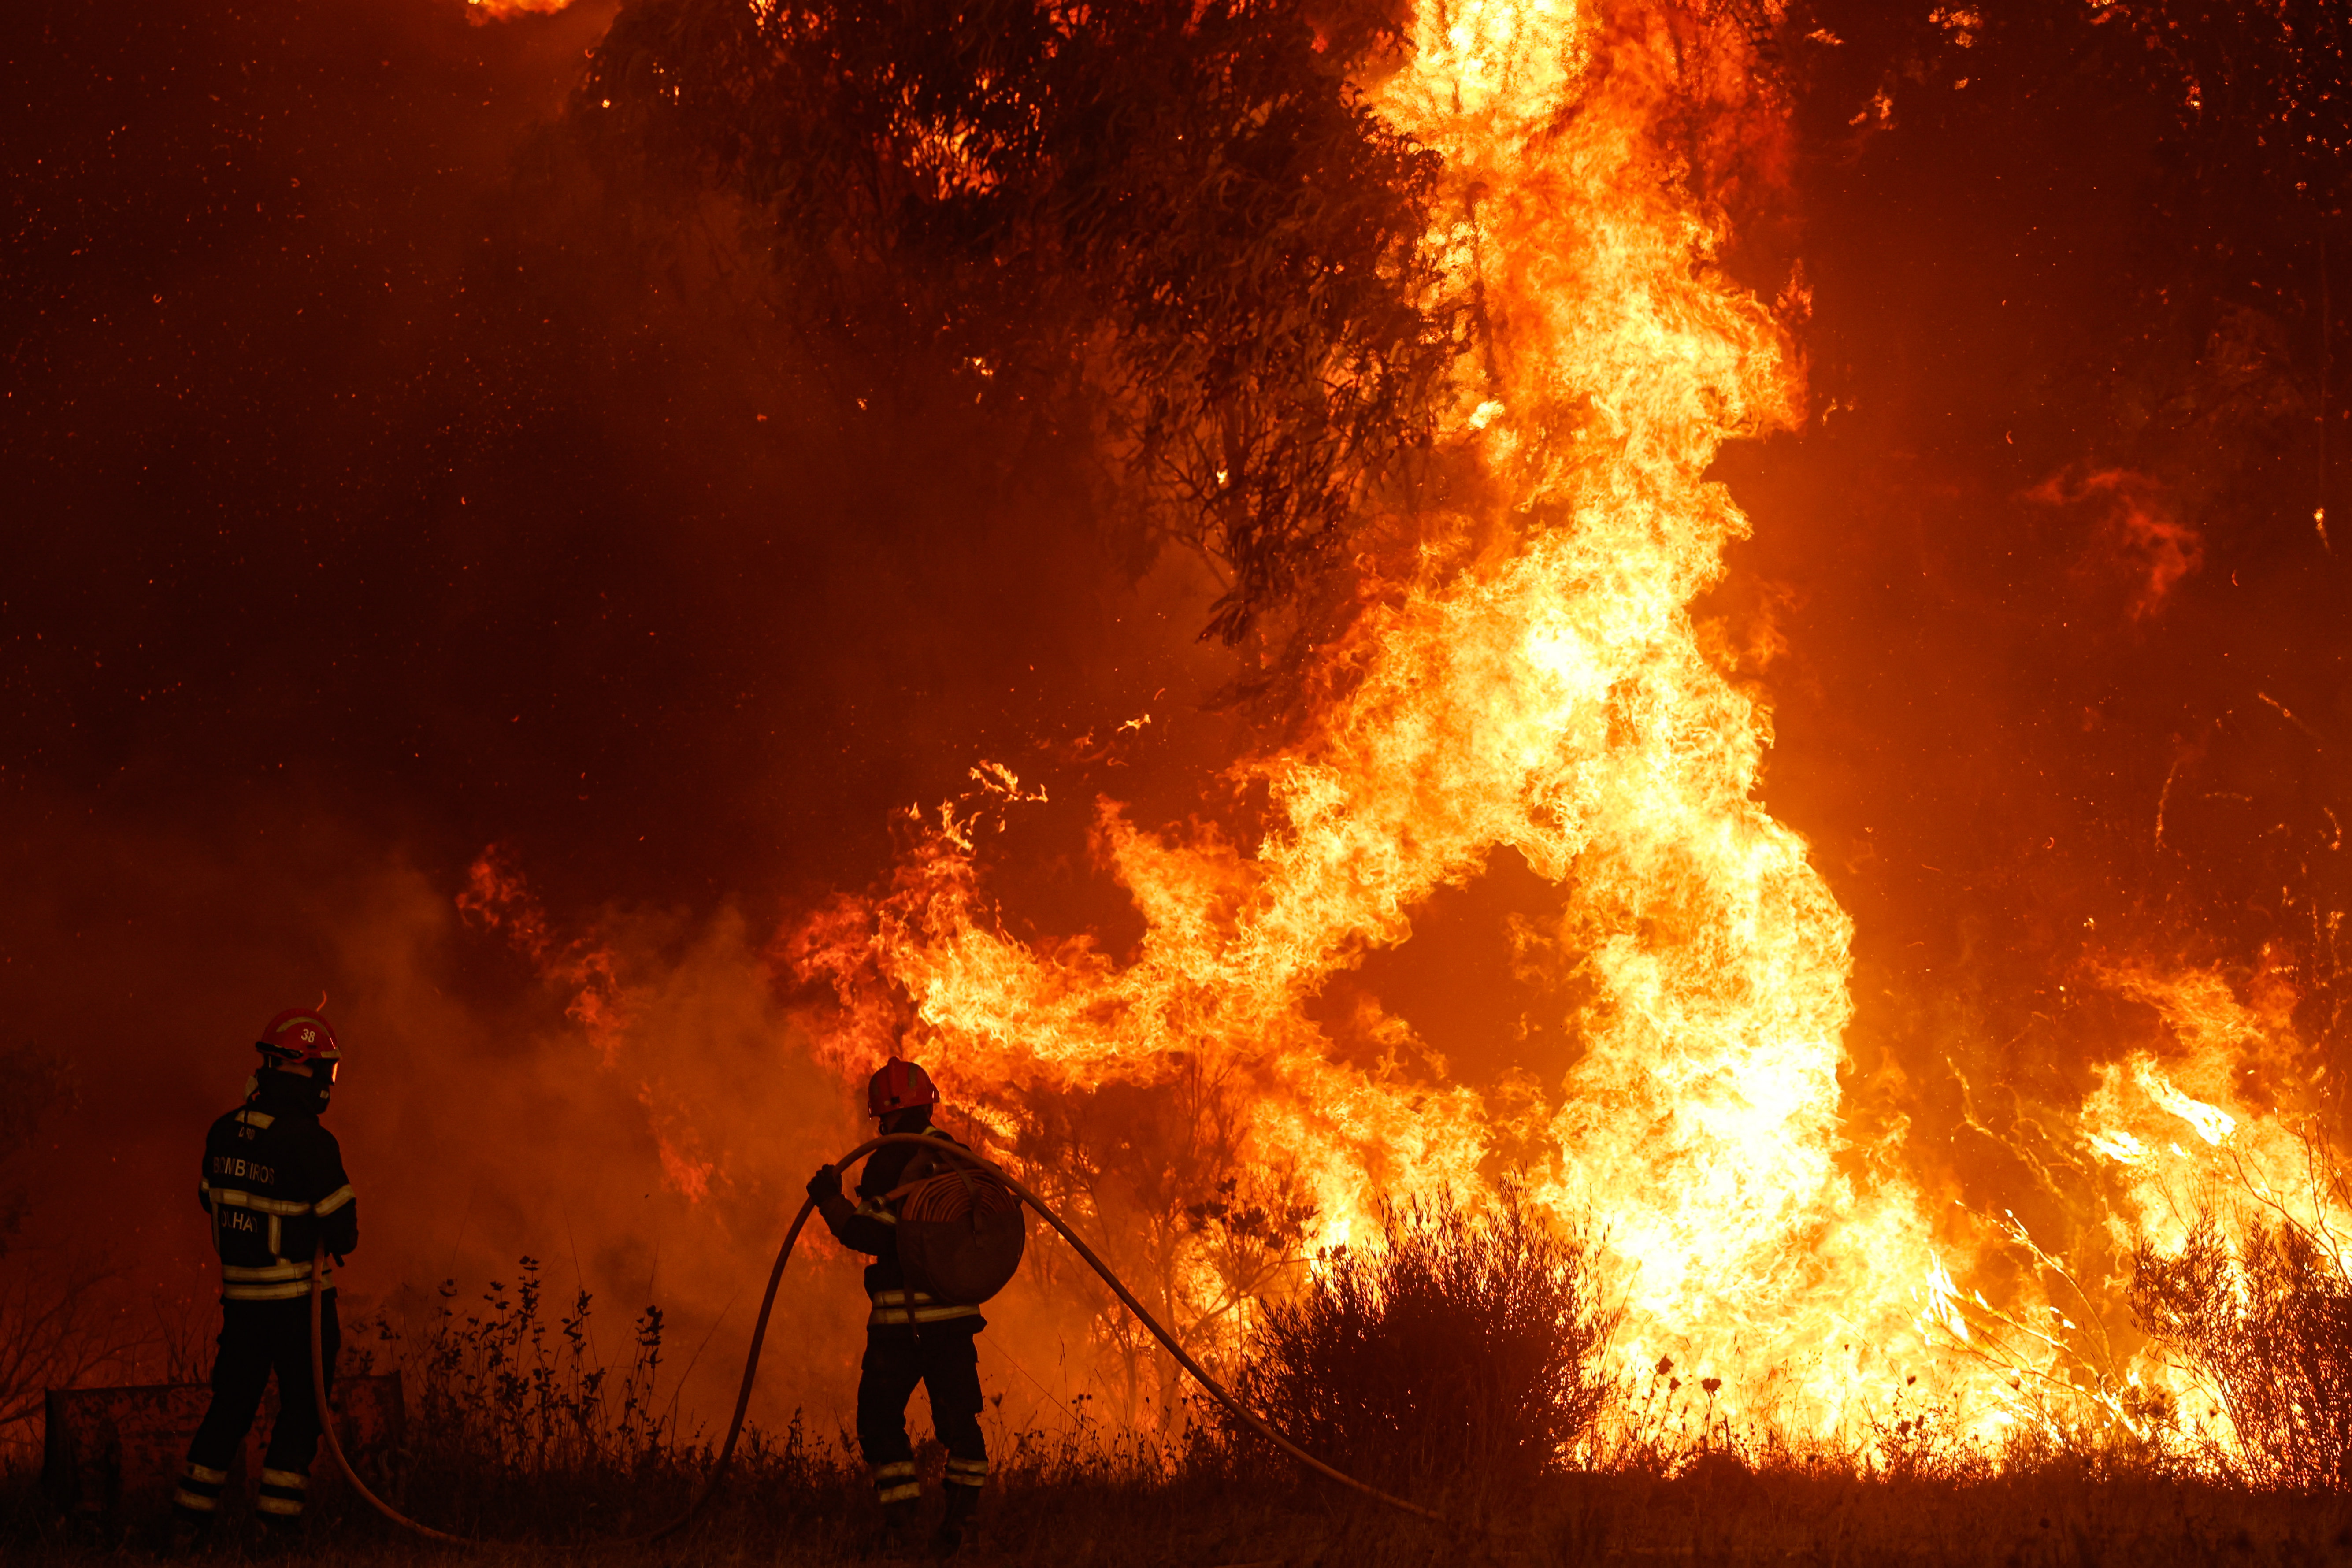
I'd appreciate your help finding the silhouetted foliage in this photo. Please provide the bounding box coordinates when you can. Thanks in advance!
[1777,0,2351,512]
[1232,1187,1619,1492]
[2131,1209,2352,1487]
[340,1257,703,1536]
[0,1257,143,1461]
[576,0,1465,641]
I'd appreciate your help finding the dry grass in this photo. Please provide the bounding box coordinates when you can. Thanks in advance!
[16,1199,2352,1564]
[11,1441,2352,1565]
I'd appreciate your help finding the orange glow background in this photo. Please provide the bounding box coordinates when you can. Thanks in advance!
[4,0,2346,1459]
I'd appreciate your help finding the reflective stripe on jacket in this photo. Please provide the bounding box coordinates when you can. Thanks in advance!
[819,1125,985,1332]
[867,1287,982,1327]
[199,1094,358,1301]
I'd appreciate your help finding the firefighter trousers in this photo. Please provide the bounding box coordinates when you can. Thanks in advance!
[855,1325,988,1504]
[174,1294,340,1527]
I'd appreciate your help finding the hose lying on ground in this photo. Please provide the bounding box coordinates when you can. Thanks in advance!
[311,1132,1454,1544]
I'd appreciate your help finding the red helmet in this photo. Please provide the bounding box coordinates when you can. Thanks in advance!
[257,1008,341,1068]
[867,1057,940,1117]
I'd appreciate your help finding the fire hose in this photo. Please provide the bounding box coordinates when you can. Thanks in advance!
[309,1133,1453,1545]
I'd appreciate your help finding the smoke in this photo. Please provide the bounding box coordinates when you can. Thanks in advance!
[2025,468,2205,623]
[7,0,2350,1445]
[0,0,1243,1435]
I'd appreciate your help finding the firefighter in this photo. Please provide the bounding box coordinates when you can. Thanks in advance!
[807,1058,989,1558]
[170,1009,358,1550]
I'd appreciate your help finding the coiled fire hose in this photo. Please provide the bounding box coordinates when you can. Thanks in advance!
[311,1133,1452,1543]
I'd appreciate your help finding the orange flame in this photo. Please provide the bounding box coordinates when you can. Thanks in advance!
[464,0,579,22]
[2080,956,2340,1259]
[460,845,633,1064]
[378,0,2346,1464]
[789,0,1966,1439]
[409,0,2337,1461]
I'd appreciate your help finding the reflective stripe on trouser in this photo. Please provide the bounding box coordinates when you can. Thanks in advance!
[872,1459,920,1504]
[171,1461,230,1517]
[855,1324,986,1495]
[866,1287,981,1327]
[256,1467,310,1517]
[220,1257,334,1303]
[185,1294,340,1509]
[945,1455,989,1489]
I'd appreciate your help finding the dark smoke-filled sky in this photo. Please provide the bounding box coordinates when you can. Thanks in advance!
[4,0,2348,1434]
[1,0,1247,1428]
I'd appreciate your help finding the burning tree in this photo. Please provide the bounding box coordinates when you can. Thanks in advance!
[575,0,1466,645]
[771,0,1922,1439]
[558,0,2352,1463]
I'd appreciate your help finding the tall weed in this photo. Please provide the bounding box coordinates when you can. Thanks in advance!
[357,1257,700,1535]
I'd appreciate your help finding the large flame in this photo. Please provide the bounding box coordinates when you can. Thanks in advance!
[788,0,1967,1438]
[2079,955,2349,1286]
[395,0,2344,1464]
[465,0,580,21]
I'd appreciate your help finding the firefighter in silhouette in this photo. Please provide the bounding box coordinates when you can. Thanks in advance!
[170,1009,358,1549]
[807,1059,989,1557]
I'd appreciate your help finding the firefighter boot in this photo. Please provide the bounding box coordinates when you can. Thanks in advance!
[249,1464,313,1554]
[931,1481,979,1559]
[861,1497,920,1558]
[167,1460,228,1556]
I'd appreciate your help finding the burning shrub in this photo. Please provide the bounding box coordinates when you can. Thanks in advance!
[2130,1211,2352,1487]
[1231,1187,1619,1493]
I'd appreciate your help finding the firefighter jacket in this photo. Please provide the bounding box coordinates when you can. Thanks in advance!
[819,1125,982,1331]
[197,1077,358,1302]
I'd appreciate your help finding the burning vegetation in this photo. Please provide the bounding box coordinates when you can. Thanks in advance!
[724,0,2352,1476]
[405,0,2352,1483]
[7,0,2352,1557]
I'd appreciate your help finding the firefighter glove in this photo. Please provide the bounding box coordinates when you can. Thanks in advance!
[806,1165,842,1204]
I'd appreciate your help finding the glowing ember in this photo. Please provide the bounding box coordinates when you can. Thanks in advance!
[465,0,579,21]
